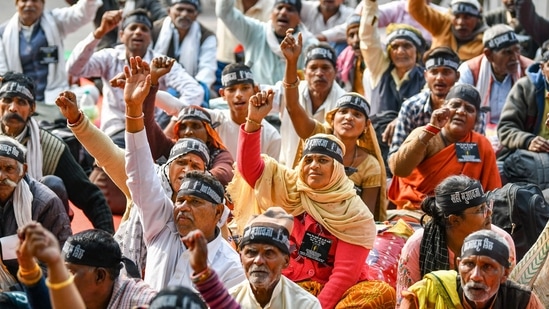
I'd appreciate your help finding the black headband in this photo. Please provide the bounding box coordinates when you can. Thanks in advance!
[436,181,486,215]
[169,0,200,9]
[0,141,25,164]
[221,69,254,87]
[485,31,519,51]
[461,235,511,268]
[63,241,121,268]
[302,136,343,164]
[178,177,223,205]
[178,107,213,126]
[451,3,481,17]
[240,223,291,255]
[121,14,152,30]
[0,81,34,105]
[335,93,370,117]
[386,28,424,49]
[167,138,210,166]
[305,47,336,67]
[425,57,460,71]
[274,0,302,13]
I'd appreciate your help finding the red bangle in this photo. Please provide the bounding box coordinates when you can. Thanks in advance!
[424,123,441,135]
[191,267,212,284]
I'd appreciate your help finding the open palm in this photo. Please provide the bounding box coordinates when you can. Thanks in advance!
[124,56,151,108]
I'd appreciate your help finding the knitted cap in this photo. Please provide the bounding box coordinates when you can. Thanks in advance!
[483,24,519,51]
[346,14,361,31]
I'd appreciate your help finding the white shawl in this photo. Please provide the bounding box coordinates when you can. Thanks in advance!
[476,55,521,122]
[154,18,201,77]
[0,179,33,291]
[2,13,67,103]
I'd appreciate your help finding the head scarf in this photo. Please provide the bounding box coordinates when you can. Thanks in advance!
[174,106,227,152]
[227,134,376,248]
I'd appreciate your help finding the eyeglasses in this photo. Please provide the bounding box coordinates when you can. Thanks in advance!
[464,200,493,218]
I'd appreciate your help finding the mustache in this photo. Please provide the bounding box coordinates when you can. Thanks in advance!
[3,113,26,123]
[0,178,19,188]
[176,212,191,221]
[175,17,192,24]
[249,266,269,273]
[464,282,489,291]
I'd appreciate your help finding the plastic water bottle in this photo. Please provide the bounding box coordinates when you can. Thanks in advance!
[79,90,98,122]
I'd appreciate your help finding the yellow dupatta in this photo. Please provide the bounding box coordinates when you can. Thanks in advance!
[227,134,376,249]
[404,270,463,309]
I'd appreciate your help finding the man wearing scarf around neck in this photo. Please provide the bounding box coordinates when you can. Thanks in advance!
[0,136,70,291]
[216,0,318,85]
[67,9,203,148]
[0,72,114,233]
[0,0,102,123]
[458,24,533,154]
[152,0,217,103]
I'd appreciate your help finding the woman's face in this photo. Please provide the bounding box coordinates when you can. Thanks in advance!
[332,107,368,139]
[444,98,478,138]
[177,119,209,143]
[388,38,417,71]
[301,154,335,189]
[456,202,493,235]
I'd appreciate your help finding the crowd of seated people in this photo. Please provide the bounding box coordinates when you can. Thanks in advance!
[2,0,549,307]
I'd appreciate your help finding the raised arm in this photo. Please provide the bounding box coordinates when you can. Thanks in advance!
[55,91,130,200]
[281,29,316,139]
[124,57,174,243]
[17,222,85,309]
[359,0,390,88]
[237,90,275,187]
[182,230,241,309]
[66,10,123,78]
[146,57,178,160]
[389,107,451,176]
[517,0,549,45]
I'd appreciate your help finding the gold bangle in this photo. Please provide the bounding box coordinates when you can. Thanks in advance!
[67,111,85,128]
[17,266,43,286]
[18,263,40,277]
[245,117,262,127]
[191,267,212,284]
[126,113,144,120]
[282,79,300,89]
[45,274,75,290]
